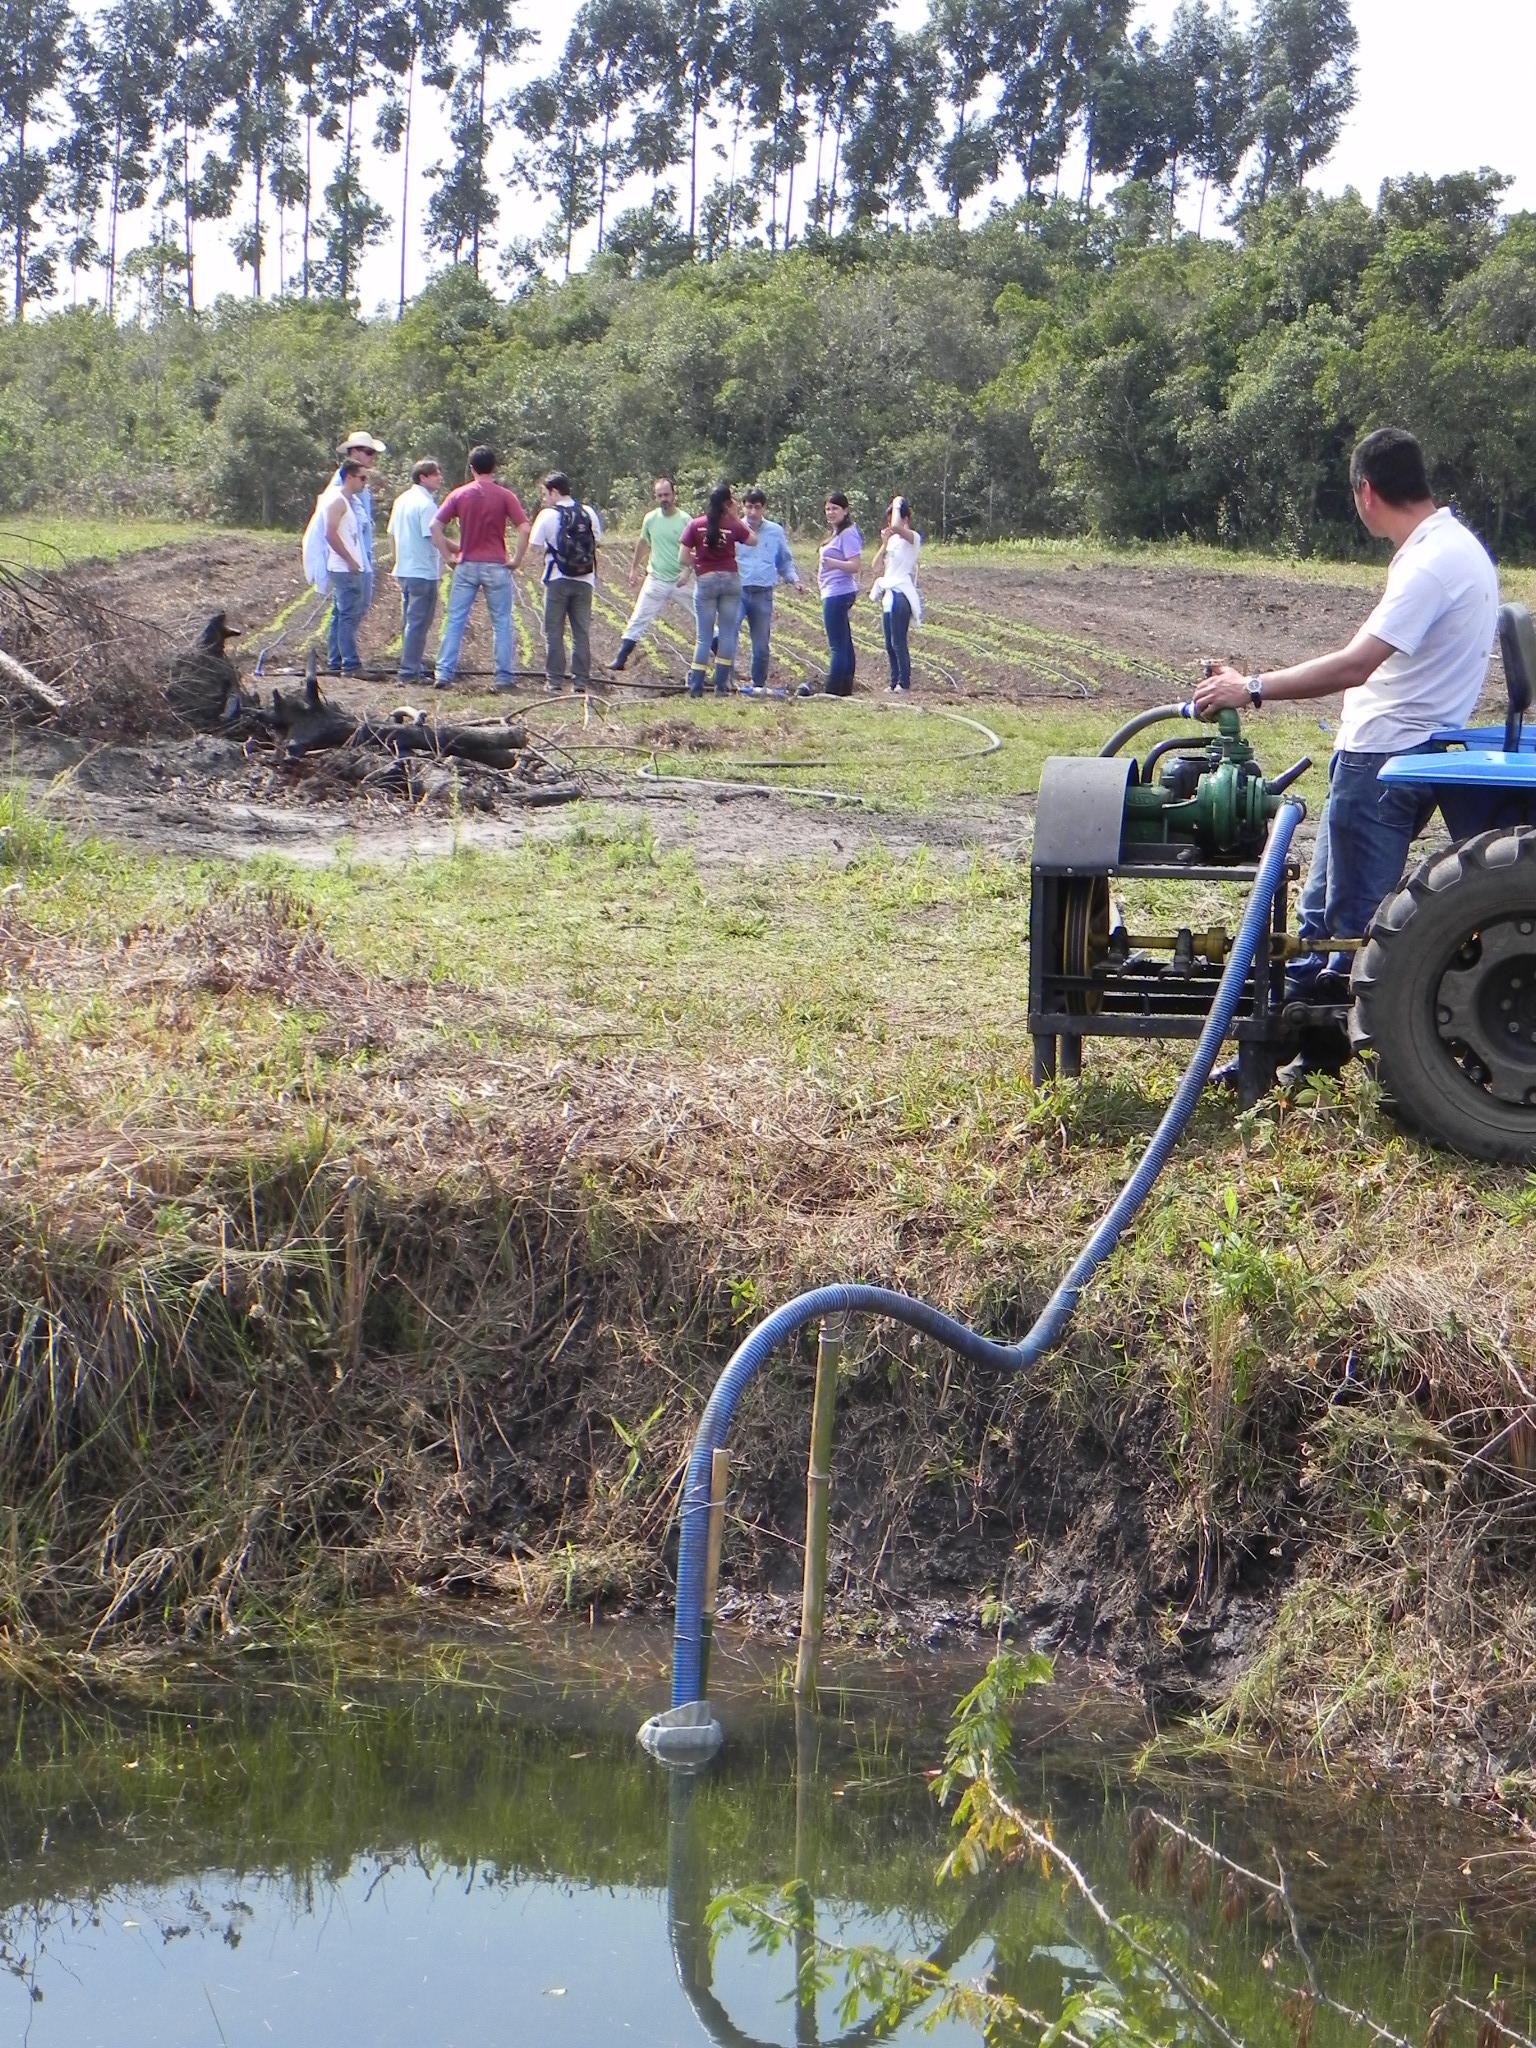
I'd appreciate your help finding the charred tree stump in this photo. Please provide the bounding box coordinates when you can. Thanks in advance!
[166,622,579,804]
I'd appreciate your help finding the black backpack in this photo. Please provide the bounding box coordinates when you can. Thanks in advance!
[552,501,596,577]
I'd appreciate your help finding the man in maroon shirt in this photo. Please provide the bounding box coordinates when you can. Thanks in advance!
[431,446,532,692]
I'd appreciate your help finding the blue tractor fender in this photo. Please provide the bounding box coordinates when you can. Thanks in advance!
[1378,600,1535,835]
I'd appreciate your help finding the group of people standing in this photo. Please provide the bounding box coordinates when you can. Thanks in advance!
[305,434,922,697]
[614,481,923,697]
[306,432,603,692]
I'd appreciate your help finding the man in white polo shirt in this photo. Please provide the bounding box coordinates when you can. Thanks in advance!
[1196,426,1499,1004]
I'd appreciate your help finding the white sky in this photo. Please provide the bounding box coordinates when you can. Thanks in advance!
[1138,0,1536,213]
[174,0,1536,312]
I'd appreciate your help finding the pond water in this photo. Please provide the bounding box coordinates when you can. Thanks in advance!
[0,1623,1529,2047]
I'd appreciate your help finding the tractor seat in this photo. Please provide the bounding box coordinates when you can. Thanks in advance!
[1498,601,1534,751]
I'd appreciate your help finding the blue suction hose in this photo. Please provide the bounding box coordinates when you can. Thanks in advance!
[668,799,1305,1708]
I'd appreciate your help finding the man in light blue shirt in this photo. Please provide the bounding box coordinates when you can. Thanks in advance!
[735,487,803,693]
[387,459,445,683]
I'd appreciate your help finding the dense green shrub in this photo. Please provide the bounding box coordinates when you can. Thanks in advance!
[1,174,1532,555]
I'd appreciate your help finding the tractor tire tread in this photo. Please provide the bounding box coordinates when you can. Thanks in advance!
[1350,826,1536,1165]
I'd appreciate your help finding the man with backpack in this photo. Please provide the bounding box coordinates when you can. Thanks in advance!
[527,471,603,692]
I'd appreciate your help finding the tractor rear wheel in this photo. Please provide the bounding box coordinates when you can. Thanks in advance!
[1350,827,1536,1164]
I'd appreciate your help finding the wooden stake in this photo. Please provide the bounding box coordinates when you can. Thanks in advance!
[698,1447,730,1700]
[794,1317,841,1701]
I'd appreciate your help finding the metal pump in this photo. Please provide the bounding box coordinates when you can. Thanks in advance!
[1028,704,1311,1103]
[1028,612,1536,1164]
[1122,708,1311,858]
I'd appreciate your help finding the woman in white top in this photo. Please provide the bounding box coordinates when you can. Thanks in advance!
[870,496,922,692]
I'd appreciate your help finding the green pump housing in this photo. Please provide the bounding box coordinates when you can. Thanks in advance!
[1124,709,1290,859]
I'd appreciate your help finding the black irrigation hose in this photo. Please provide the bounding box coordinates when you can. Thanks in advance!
[1098,702,1195,758]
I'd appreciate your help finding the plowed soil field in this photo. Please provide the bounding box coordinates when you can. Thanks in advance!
[6,536,1430,866]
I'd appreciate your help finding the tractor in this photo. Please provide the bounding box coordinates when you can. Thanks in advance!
[1027,602,1536,1164]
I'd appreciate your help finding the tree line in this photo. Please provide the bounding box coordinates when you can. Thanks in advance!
[2,169,1531,560]
[1,0,1358,314]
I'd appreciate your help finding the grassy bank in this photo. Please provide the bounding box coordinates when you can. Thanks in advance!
[4,734,1536,1802]
[0,515,231,569]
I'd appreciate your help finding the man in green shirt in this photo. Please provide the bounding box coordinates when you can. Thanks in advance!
[610,476,694,671]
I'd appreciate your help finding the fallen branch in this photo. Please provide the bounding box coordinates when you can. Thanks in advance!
[0,643,68,715]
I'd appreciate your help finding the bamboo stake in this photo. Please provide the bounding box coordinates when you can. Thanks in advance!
[697,1446,730,1700]
[794,1317,842,1701]
[793,1702,818,2043]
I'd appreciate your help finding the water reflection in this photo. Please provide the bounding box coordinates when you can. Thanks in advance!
[0,1629,1527,2046]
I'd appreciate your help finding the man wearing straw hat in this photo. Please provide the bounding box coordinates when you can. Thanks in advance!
[326,430,386,672]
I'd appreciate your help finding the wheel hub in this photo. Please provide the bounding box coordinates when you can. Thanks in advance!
[1437,916,1536,1106]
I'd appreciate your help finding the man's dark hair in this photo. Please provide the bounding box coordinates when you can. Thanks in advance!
[1350,428,1430,507]
[468,445,497,475]
[543,470,570,495]
[744,487,767,505]
[412,458,442,485]
[654,475,675,491]
[339,458,366,482]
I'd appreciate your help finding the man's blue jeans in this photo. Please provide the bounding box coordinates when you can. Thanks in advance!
[397,576,439,680]
[1292,749,1434,985]
[328,571,366,674]
[740,586,775,687]
[435,561,514,685]
[328,566,373,669]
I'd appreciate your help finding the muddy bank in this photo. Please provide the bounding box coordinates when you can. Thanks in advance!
[5,1107,1532,1814]
[11,724,1024,866]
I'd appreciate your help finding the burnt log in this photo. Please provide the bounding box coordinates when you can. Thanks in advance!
[264,657,528,766]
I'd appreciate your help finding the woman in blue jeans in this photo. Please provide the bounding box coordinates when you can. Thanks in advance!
[813,493,862,697]
[679,483,756,696]
[870,495,922,690]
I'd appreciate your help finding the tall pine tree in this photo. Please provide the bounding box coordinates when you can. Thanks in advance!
[0,0,71,314]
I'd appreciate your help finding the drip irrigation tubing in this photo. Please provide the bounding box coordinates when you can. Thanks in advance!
[249,659,716,697]
[664,798,1305,1710]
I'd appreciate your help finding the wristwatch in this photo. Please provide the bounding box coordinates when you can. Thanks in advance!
[1245,673,1264,707]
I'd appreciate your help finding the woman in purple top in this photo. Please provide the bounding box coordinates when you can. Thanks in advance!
[813,492,863,697]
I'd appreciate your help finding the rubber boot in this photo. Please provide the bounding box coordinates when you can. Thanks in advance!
[712,661,732,696]
[610,637,635,672]
[686,666,705,698]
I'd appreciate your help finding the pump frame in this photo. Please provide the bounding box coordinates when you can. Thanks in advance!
[1027,854,1297,1106]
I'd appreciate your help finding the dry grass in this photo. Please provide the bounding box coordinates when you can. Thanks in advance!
[0,564,165,729]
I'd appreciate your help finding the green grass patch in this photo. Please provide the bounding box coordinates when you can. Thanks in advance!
[0,515,233,568]
[533,692,1334,815]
